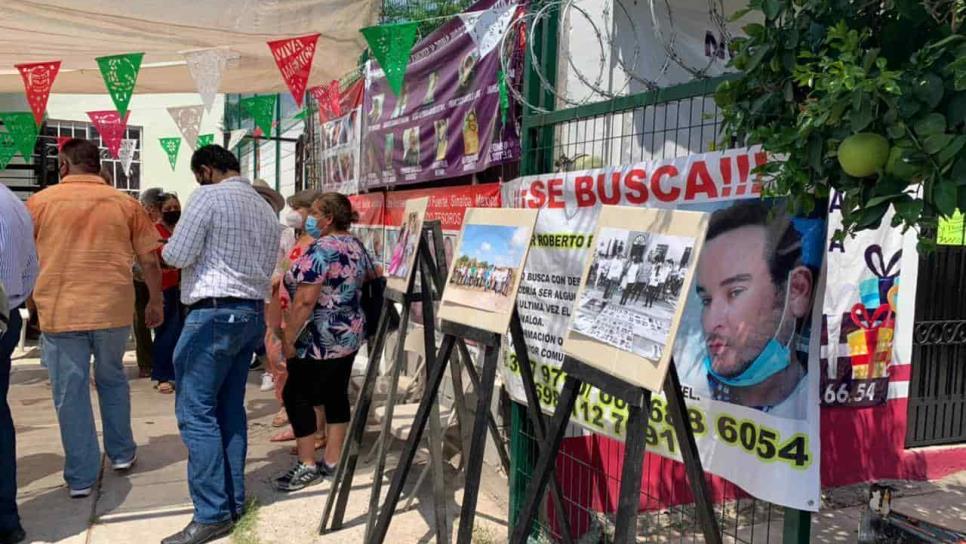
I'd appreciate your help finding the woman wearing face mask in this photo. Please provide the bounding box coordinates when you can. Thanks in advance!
[265,189,328,448]
[151,193,182,394]
[274,192,376,491]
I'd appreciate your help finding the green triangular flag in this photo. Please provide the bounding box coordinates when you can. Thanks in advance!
[96,52,144,117]
[293,109,309,121]
[160,137,181,171]
[361,22,419,96]
[197,133,215,147]
[240,95,277,137]
[497,71,509,125]
[0,132,18,170]
[0,112,38,160]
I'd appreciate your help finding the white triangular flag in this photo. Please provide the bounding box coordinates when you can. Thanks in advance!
[183,48,231,113]
[168,105,204,150]
[119,138,137,177]
[227,129,248,151]
[459,5,517,58]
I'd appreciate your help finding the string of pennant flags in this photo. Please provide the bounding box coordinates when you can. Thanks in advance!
[0,11,498,173]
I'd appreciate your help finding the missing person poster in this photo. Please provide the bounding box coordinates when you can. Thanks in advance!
[501,146,824,511]
[320,107,362,195]
[361,0,521,188]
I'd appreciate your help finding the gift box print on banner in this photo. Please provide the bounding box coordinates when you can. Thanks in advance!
[820,190,903,408]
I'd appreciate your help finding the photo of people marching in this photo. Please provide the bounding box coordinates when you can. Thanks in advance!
[450,259,514,297]
[572,227,694,359]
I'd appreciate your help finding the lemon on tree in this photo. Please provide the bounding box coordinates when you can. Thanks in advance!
[837,133,891,178]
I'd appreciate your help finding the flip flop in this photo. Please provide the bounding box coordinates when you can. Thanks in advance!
[157,382,175,394]
[270,428,296,442]
[271,410,289,428]
[289,435,327,455]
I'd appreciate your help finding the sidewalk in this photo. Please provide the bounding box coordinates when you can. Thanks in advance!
[9,345,509,544]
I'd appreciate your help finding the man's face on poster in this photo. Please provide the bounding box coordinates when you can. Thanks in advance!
[696,225,812,378]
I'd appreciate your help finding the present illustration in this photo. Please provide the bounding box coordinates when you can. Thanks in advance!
[847,303,894,379]
[863,244,901,309]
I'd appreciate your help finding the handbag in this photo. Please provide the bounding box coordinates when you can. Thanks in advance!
[355,237,387,339]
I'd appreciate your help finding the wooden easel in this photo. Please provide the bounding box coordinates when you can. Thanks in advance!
[318,221,512,543]
[508,355,723,544]
[365,311,575,543]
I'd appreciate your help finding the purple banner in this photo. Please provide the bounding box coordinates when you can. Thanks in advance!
[362,0,522,188]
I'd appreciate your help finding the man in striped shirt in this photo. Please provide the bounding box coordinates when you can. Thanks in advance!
[161,146,280,544]
[0,182,37,544]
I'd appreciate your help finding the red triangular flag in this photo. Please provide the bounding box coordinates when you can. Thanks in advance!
[56,136,71,151]
[309,80,342,123]
[252,126,264,138]
[86,110,131,159]
[16,61,61,127]
[267,33,320,108]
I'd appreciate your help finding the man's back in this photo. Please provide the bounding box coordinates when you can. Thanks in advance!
[0,183,38,310]
[163,178,280,305]
[27,175,158,333]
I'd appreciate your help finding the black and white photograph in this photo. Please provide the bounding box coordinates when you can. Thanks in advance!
[570,227,695,361]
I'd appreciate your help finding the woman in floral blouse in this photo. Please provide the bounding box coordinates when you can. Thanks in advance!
[275,192,377,491]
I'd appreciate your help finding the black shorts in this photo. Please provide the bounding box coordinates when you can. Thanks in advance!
[282,352,356,437]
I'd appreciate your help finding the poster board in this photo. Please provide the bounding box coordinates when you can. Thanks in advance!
[439,207,537,334]
[500,146,824,512]
[385,197,429,292]
[564,206,708,392]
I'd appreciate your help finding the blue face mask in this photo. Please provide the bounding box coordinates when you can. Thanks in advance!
[305,215,322,238]
[703,338,791,387]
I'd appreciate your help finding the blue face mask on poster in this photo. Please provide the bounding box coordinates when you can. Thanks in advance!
[703,280,794,387]
[305,216,322,238]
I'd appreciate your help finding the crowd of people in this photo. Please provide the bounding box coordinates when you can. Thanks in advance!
[0,140,377,544]
[589,249,685,310]
[450,261,513,296]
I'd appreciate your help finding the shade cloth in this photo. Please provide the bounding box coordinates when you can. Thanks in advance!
[0,0,377,93]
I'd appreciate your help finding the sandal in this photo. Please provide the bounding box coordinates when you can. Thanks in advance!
[270,428,296,442]
[156,382,175,394]
[271,409,289,428]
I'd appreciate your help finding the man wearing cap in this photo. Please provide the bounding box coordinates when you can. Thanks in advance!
[161,146,280,544]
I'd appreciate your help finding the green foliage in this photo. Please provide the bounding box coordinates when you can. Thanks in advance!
[716,0,966,249]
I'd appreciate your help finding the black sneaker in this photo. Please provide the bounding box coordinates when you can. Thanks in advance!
[318,461,336,478]
[274,462,322,492]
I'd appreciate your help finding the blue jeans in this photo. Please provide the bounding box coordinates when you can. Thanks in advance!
[151,287,183,383]
[0,310,22,533]
[174,300,264,524]
[42,326,136,490]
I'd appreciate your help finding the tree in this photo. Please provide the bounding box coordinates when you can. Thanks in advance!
[715,0,966,249]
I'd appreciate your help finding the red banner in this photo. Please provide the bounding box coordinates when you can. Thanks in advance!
[267,33,320,108]
[16,61,60,127]
[86,110,130,159]
[56,136,71,151]
[349,192,385,227]
[384,183,502,231]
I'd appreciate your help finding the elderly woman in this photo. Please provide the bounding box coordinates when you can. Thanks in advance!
[274,192,376,491]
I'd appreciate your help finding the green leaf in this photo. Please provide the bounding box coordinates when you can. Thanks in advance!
[745,44,772,72]
[946,93,966,128]
[934,180,958,217]
[894,198,924,223]
[887,123,906,139]
[913,73,944,108]
[763,0,782,19]
[914,113,946,136]
[923,133,955,155]
[856,202,890,229]
[743,23,765,39]
[952,155,966,184]
[937,135,966,165]
[729,7,753,22]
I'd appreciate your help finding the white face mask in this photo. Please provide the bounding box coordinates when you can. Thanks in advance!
[283,209,304,229]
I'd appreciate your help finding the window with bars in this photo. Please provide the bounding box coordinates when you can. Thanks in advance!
[42,120,144,197]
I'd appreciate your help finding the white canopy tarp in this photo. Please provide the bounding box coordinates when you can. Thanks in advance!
[0,0,378,93]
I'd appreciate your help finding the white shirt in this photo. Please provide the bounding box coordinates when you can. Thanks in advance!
[0,184,38,308]
[162,177,282,305]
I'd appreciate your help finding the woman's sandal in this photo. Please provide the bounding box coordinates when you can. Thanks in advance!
[288,434,327,455]
[270,428,296,442]
[156,382,175,394]
[271,409,289,428]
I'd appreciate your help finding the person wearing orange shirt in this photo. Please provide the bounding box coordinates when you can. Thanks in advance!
[26,139,163,499]
[152,193,183,394]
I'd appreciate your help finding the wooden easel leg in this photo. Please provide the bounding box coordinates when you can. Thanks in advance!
[419,257,450,544]
[362,301,414,540]
[508,375,582,544]
[454,343,500,544]
[368,335,457,544]
[455,340,511,473]
[509,311,574,543]
[319,299,396,533]
[663,362,722,544]
[613,392,651,543]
